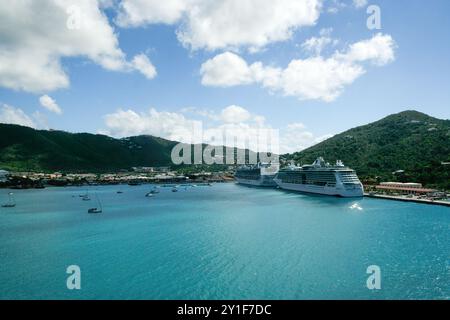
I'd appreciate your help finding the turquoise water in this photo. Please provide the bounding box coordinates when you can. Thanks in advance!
[0,183,449,300]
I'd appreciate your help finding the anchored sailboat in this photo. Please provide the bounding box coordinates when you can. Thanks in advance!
[88,193,102,214]
[145,186,159,197]
[2,192,16,208]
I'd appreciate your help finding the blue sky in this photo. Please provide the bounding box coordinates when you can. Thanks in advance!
[0,0,449,153]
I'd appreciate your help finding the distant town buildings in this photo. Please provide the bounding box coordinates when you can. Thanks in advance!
[0,170,9,182]
[131,166,170,173]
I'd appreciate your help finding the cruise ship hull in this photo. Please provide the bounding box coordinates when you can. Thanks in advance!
[274,180,364,197]
[235,175,277,187]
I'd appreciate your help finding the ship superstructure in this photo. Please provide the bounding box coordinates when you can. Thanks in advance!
[274,157,363,197]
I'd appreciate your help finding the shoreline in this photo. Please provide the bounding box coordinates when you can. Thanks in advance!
[364,193,450,207]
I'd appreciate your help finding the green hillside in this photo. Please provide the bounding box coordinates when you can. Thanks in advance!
[285,111,450,189]
[0,124,178,172]
[0,124,255,173]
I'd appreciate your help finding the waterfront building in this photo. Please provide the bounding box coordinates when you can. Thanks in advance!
[375,182,436,195]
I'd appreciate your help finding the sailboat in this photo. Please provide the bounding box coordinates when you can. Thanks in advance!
[88,193,102,214]
[2,192,16,208]
[146,186,159,197]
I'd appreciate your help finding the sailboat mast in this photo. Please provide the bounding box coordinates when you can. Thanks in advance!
[96,193,102,211]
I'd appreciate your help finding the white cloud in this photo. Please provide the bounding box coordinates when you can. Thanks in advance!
[180,107,221,121]
[100,105,329,154]
[280,123,334,154]
[116,0,190,26]
[277,57,365,102]
[200,52,254,87]
[101,108,203,143]
[220,105,251,123]
[200,33,396,102]
[338,33,396,66]
[178,0,322,51]
[353,0,368,8]
[116,0,322,51]
[0,1,156,93]
[301,28,338,55]
[0,104,36,128]
[39,95,62,114]
[326,0,347,14]
[130,54,157,79]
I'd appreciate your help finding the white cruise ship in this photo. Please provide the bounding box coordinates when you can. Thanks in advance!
[235,162,279,187]
[274,157,364,197]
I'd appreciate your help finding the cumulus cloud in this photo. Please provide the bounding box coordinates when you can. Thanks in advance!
[0,104,37,128]
[338,33,396,66]
[220,105,251,123]
[280,123,333,154]
[200,33,396,102]
[101,108,203,143]
[100,105,329,153]
[130,54,157,79]
[0,1,156,93]
[326,0,347,14]
[39,95,62,114]
[353,0,368,8]
[301,28,338,55]
[116,0,321,51]
[200,52,254,87]
[116,0,190,26]
[0,104,51,129]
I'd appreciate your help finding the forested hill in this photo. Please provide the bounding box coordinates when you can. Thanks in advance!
[0,124,178,172]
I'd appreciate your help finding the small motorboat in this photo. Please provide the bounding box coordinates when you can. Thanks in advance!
[172,187,178,192]
[145,192,154,197]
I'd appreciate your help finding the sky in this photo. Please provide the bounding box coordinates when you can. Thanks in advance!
[0,0,449,154]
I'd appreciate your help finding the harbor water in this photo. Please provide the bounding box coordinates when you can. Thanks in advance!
[0,183,449,299]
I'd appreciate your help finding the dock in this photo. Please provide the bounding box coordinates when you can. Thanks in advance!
[364,193,450,207]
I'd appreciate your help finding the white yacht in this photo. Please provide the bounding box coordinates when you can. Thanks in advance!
[274,157,364,197]
[234,162,279,187]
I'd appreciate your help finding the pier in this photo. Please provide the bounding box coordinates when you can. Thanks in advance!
[364,193,450,207]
